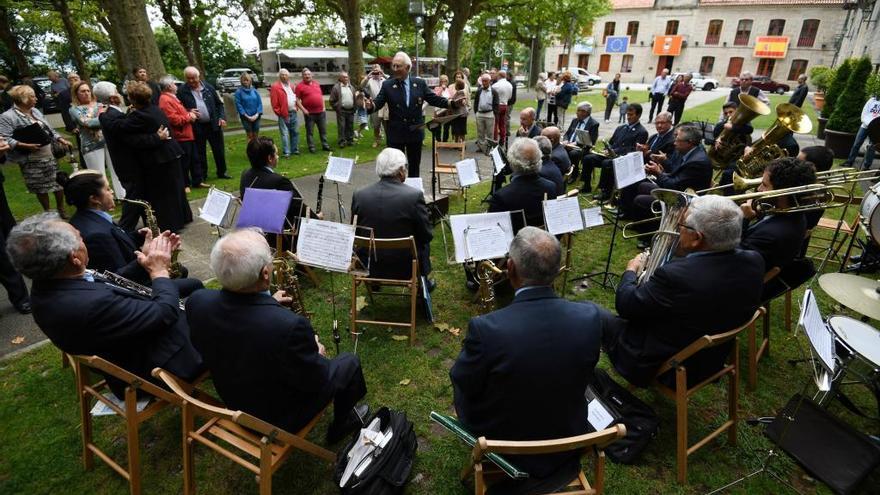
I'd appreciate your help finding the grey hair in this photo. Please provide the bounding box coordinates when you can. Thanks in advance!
[375,147,408,178]
[740,70,753,79]
[279,68,290,76]
[92,81,118,104]
[676,125,702,145]
[538,72,547,80]
[533,135,552,157]
[158,75,177,91]
[687,195,743,251]
[521,107,536,119]
[479,74,491,83]
[393,51,412,69]
[508,226,561,286]
[507,137,541,174]
[183,66,200,78]
[7,213,79,280]
[577,101,592,113]
[655,111,672,123]
[210,229,273,291]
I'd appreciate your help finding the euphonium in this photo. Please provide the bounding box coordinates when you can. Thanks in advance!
[476,260,504,314]
[86,269,185,310]
[636,189,690,284]
[270,252,309,317]
[735,103,812,179]
[118,198,182,278]
[708,94,769,170]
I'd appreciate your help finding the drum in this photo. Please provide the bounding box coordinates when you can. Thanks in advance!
[860,183,880,245]
[828,316,880,370]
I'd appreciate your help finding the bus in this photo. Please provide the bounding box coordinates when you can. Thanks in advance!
[259,47,376,93]
[369,56,446,88]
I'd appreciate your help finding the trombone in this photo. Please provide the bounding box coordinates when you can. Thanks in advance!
[698,167,880,195]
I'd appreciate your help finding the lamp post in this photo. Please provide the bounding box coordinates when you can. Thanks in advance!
[409,1,425,76]
[486,17,498,71]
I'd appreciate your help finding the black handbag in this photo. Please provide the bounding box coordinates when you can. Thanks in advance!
[584,369,659,464]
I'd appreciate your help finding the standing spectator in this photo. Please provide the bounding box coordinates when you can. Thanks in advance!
[506,71,518,138]
[601,73,620,124]
[355,75,369,142]
[295,68,331,153]
[492,69,513,146]
[648,68,672,122]
[0,137,31,314]
[234,73,262,142]
[329,72,356,148]
[269,69,300,157]
[667,74,693,125]
[158,75,203,191]
[618,96,630,123]
[57,72,79,135]
[473,74,498,153]
[362,65,387,148]
[450,80,468,143]
[555,71,578,127]
[0,76,12,113]
[789,74,808,107]
[728,71,769,105]
[68,81,125,198]
[534,72,547,121]
[432,74,455,142]
[545,72,559,124]
[177,66,231,181]
[132,66,162,105]
[0,85,71,217]
[844,94,880,170]
[21,77,45,111]
[47,70,69,96]
[454,69,471,102]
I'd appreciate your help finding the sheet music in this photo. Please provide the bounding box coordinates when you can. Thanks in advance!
[456,158,480,187]
[403,177,424,193]
[799,289,835,372]
[325,156,354,183]
[613,151,646,189]
[91,393,150,416]
[295,218,356,272]
[587,399,614,431]
[199,188,234,226]
[582,207,605,228]
[450,212,515,262]
[465,225,509,261]
[575,129,593,147]
[490,146,505,175]
[543,197,585,235]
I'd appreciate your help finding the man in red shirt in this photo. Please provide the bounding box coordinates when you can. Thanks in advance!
[294,69,331,153]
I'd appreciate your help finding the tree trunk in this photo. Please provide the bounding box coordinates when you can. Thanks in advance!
[251,20,271,51]
[96,13,128,80]
[421,13,439,57]
[0,6,31,78]
[337,0,364,81]
[528,37,543,87]
[99,0,166,78]
[445,6,468,78]
[52,0,89,80]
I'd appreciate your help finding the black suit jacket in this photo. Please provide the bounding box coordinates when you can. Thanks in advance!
[728,85,760,103]
[100,106,162,187]
[70,210,147,282]
[655,146,712,191]
[562,116,599,146]
[351,178,434,278]
[450,287,603,478]
[550,143,572,174]
[646,129,675,156]
[741,213,807,270]
[104,105,183,165]
[539,157,565,196]
[487,173,557,233]
[611,250,765,386]
[176,82,226,130]
[186,289,332,433]
[789,84,808,107]
[369,76,448,143]
[609,122,649,155]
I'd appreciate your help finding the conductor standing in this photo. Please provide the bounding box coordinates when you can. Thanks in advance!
[364,51,456,177]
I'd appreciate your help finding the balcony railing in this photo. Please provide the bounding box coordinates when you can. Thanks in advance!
[705,34,720,45]
[733,33,750,45]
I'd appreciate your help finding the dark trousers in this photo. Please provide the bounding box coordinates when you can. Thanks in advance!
[293,353,366,430]
[567,148,584,184]
[178,140,197,187]
[304,111,329,151]
[649,93,665,121]
[336,109,354,145]
[547,104,558,124]
[389,141,423,177]
[194,122,227,180]
[629,181,660,221]
[581,153,608,190]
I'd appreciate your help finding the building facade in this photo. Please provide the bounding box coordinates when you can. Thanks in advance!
[545,0,848,85]
[835,0,880,70]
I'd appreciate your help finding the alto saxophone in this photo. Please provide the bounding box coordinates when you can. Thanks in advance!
[271,252,310,317]
[119,198,182,278]
[475,260,504,314]
[86,269,185,310]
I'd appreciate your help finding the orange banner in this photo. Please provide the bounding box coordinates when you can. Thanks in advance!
[754,36,790,59]
[652,35,683,56]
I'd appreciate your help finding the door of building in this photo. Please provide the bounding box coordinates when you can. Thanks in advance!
[656,56,674,75]
[599,54,610,72]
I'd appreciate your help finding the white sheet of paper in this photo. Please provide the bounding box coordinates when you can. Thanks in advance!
[295,218,356,272]
[449,212,515,263]
[613,151,646,189]
[403,177,424,193]
[465,225,509,261]
[199,188,234,226]
[582,207,605,228]
[490,146,505,175]
[456,158,480,187]
[543,197,585,235]
[90,393,150,417]
[799,289,835,372]
[325,156,355,183]
[587,399,614,431]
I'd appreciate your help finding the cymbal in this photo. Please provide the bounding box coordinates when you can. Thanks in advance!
[818,273,880,321]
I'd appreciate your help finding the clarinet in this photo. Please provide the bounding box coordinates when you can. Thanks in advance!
[316,175,325,214]
[86,269,186,310]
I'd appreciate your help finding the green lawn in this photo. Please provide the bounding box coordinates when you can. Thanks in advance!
[680,94,820,132]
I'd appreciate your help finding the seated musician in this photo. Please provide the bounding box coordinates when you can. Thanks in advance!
[515,107,540,138]
[534,135,565,196]
[7,213,203,394]
[451,227,603,487]
[487,137,557,232]
[539,126,571,176]
[186,229,368,442]
[351,147,435,290]
[617,112,675,218]
[64,170,202,296]
[601,195,765,387]
[713,100,755,191]
[586,103,649,201]
[561,101,599,185]
[798,145,834,232]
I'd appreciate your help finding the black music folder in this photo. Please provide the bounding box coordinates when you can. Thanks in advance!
[11,122,51,146]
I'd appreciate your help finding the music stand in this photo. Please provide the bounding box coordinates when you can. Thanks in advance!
[414,113,462,201]
[323,154,356,223]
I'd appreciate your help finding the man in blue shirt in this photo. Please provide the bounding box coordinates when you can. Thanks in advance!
[649,69,673,122]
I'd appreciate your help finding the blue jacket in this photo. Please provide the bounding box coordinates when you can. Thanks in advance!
[555,81,578,108]
[234,87,263,118]
[176,81,226,130]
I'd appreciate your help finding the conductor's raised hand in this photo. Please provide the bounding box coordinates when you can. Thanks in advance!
[136,234,173,279]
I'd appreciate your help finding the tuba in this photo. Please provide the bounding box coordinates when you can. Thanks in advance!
[118,198,182,278]
[271,251,310,317]
[734,103,812,180]
[708,94,769,170]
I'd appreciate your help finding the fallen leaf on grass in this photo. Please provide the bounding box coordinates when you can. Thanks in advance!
[391,335,409,341]
[356,296,368,311]
[11,336,25,345]
[434,323,449,332]
[449,327,461,337]
[399,379,411,386]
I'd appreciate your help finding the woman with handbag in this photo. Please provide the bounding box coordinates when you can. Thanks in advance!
[0,85,71,217]
[603,73,621,123]
[69,81,126,199]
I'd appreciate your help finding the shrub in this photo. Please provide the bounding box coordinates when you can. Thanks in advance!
[827,57,873,133]
[822,59,852,119]
[808,65,833,92]
[866,72,880,99]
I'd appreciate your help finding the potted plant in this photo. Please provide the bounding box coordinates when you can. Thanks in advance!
[825,57,873,157]
[809,65,832,112]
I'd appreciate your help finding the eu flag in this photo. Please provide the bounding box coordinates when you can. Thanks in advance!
[605,36,629,53]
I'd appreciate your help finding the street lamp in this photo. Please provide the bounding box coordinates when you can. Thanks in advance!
[409,1,425,76]
[486,17,498,70]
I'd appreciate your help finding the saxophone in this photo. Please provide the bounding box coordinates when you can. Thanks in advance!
[475,260,504,314]
[119,198,181,278]
[270,252,310,317]
[86,269,185,310]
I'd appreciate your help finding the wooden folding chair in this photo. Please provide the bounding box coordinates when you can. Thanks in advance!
[647,308,763,483]
[743,268,785,392]
[434,141,467,194]
[351,236,420,344]
[464,425,626,495]
[806,193,863,267]
[69,355,195,495]
[152,368,334,495]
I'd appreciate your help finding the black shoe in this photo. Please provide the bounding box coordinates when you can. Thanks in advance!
[426,278,437,293]
[217,174,233,180]
[309,147,316,153]
[14,301,32,314]
[327,404,370,444]
[849,255,862,264]
[292,150,300,155]
[322,145,332,152]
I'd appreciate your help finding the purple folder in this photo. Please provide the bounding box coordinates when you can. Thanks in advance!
[236,188,293,234]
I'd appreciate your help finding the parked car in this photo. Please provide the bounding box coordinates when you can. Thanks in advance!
[559,67,602,89]
[215,68,262,93]
[31,77,60,113]
[750,75,790,94]
[672,72,718,91]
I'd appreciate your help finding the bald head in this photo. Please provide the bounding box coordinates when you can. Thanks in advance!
[541,126,561,145]
[520,107,535,128]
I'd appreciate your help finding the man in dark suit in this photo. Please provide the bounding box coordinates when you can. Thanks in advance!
[177,66,231,181]
[789,74,808,107]
[535,135,565,196]
[0,140,30,314]
[364,51,457,177]
[451,227,603,486]
[186,229,368,442]
[515,107,541,138]
[727,71,768,105]
[8,214,203,395]
[540,126,571,176]
[351,147,434,286]
[617,112,677,219]
[586,103,649,200]
[561,102,600,185]
[488,137,557,233]
[601,195,765,387]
